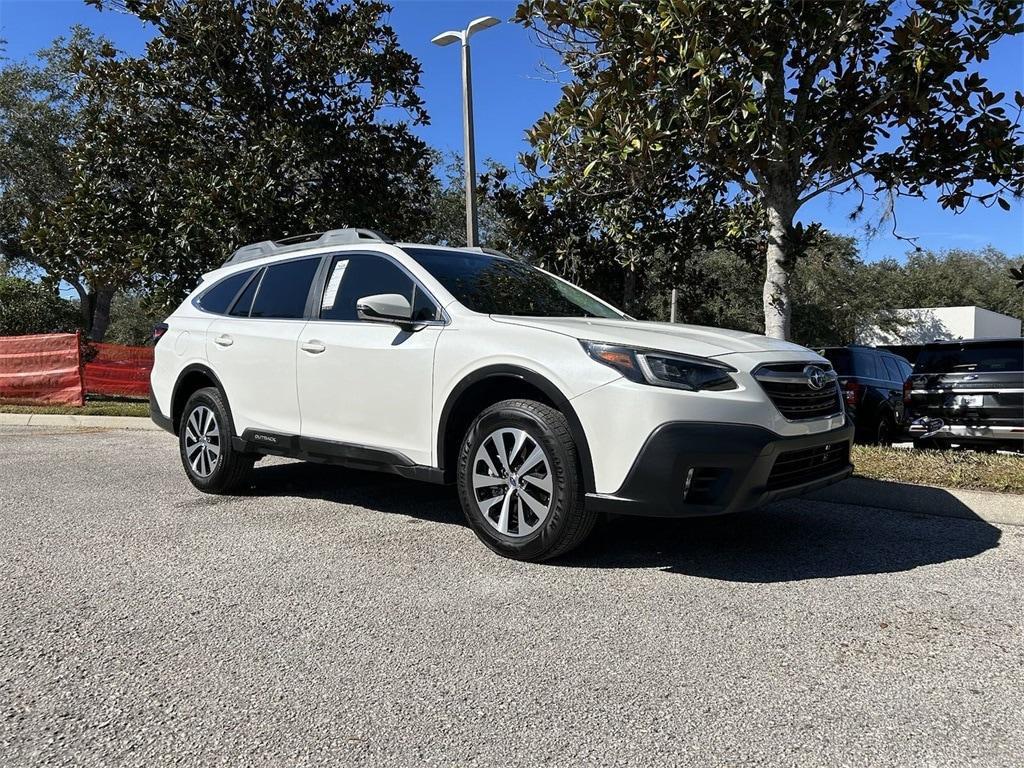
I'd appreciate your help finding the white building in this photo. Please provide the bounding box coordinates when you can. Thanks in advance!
[859,305,1022,345]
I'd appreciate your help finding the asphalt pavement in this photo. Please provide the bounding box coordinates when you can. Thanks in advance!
[1,425,1022,767]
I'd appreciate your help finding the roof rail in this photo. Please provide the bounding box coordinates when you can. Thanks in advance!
[223,228,391,267]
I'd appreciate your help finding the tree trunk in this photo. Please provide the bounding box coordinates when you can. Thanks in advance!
[622,265,636,314]
[72,282,115,341]
[762,193,798,340]
[89,287,114,342]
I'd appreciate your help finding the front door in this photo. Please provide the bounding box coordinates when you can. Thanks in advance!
[296,252,443,467]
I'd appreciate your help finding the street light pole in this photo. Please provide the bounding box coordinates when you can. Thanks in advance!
[460,39,479,248]
[432,16,500,249]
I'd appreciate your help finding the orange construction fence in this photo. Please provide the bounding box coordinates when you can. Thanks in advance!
[83,342,154,399]
[0,332,85,405]
[0,333,154,404]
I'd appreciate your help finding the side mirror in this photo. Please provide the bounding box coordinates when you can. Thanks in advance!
[356,293,413,325]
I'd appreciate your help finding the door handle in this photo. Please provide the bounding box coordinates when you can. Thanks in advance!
[301,340,326,354]
[213,334,233,348]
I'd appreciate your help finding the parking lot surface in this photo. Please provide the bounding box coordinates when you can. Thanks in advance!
[2,425,1022,767]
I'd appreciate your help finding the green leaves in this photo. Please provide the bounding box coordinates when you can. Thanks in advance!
[515,0,1024,337]
[20,0,435,315]
[0,275,81,336]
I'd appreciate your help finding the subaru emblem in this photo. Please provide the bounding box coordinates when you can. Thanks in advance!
[803,365,828,390]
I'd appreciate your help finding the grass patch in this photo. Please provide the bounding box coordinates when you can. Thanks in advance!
[0,401,150,417]
[852,444,1024,494]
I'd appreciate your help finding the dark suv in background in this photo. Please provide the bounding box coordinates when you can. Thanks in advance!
[904,338,1024,452]
[817,346,913,445]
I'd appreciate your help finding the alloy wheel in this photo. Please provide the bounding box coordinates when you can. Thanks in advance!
[184,405,221,478]
[472,428,553,537]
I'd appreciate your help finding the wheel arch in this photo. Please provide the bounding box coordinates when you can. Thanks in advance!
[437,364,595,491]
[170,364,230,436]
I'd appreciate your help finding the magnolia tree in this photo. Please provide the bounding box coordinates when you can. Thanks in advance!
[515,0,1024,338]
[24,0,434,336]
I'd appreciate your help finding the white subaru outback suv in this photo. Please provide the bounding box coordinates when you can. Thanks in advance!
[151,228,853,560]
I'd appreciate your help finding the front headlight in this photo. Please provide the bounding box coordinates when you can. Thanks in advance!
[580,340,738,392]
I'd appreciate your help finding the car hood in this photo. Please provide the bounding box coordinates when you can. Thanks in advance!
[491,316,815,361]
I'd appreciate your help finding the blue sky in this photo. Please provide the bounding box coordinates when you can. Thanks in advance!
[2,0,1022,262]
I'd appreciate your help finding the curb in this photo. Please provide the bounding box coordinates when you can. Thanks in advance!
[805,475,1024,527]
[0,413,163,431]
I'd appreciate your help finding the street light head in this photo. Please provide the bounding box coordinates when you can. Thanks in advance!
[466,16,501,38]
[431,30,462,47]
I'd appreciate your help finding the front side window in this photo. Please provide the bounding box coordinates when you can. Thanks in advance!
[196,269,255,314]
[250,258,320,319]
[403,247,626,319]
[320,254,438,322]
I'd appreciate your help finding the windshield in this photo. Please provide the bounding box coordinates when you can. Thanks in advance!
[403,247,626,319]
[914,340,1024,374]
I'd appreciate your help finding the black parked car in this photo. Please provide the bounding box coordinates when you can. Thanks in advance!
[904,338,1024,452]
[816,346,913,445]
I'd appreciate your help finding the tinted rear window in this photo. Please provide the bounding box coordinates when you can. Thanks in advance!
[196,270,255,314]
[250,258,320,319]
[819,349,852,375]
[819,348,883,377]
[914,340,1024,373]
[229,269,263,317]
[852,349,880,378]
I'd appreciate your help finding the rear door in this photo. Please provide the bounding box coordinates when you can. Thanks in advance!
[206,256,322,436]
[908,340,1024,427]
[296,252,443,467]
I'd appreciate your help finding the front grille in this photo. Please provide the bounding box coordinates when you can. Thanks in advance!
[767,441,850,491]
[754,363,842,420]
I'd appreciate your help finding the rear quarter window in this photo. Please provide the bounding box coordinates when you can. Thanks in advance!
[195,269,255,314]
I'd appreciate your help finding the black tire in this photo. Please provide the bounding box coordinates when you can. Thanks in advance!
[178,386,255,494]
[874,412,895,447]
[456,399,597,561]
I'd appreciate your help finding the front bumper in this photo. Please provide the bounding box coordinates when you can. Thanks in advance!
[585,421,854,518]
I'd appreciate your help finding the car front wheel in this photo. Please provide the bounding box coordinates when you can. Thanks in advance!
[456,399,597,561]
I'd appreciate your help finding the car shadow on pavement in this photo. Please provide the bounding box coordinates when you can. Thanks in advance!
[559,495,1003,582]
[244,459,464,527]
[244,462,1003,582]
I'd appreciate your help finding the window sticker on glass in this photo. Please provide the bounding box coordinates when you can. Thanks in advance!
[322,259,349,312]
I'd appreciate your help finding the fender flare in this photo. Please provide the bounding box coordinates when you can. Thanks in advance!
[170,363,230,435]
[436,364,596,492]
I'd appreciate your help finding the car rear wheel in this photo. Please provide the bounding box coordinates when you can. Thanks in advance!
[875,412,895,447]
[179,387,255,493]
[456,399,597,561]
